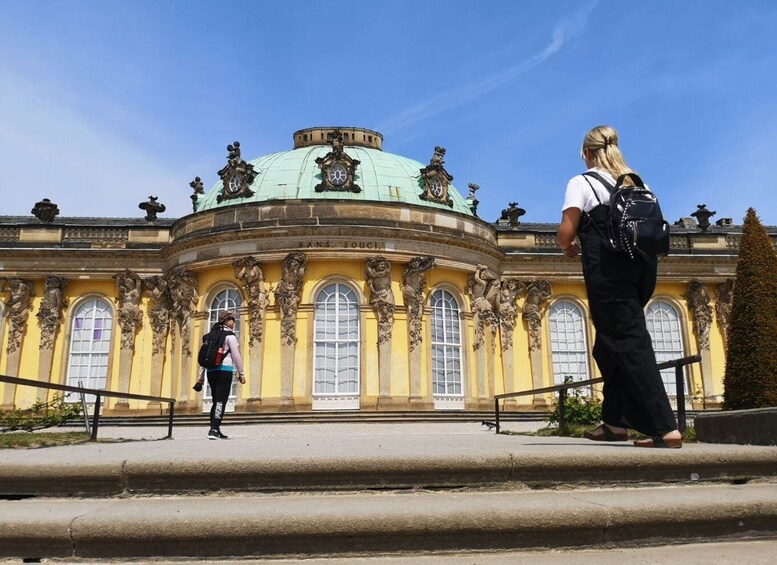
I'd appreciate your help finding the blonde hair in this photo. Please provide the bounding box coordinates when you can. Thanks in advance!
[581,125,635,182]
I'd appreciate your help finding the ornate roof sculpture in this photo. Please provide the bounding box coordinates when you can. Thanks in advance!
[315,130,361,193]
[418,146,454,207]
[216,141,257,203]
[192,127,474,216]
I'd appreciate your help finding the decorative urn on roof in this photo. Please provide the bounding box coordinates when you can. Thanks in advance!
[139,196,166,222]
[31,198,60,223]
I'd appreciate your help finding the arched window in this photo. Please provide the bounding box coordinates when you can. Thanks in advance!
[313,282,360,410]
[548,300,590,387]
[66,298,113,392]
[209,288,242,334]
[203,288,243,414]
[646,300,685,395]
[430,289,463,410]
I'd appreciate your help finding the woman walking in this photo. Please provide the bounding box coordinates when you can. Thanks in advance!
[556,125,682,448]
[195,311,245,440]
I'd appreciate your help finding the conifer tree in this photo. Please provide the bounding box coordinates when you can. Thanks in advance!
[723,208,777,409]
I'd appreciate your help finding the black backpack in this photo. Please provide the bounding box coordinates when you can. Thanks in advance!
[197,328,233,369]
[583,171,670,261]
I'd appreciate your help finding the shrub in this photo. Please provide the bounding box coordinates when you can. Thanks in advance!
[547,377,602,427]
[0,395,82,432]
[723,208,777,410]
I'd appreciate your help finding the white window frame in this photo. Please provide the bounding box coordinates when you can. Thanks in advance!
[548,299,591,391]
[312,282,360,411]
[202,288,242,414]
[645,300,685,396]
[430,289,464,410]
[65,298,113,402]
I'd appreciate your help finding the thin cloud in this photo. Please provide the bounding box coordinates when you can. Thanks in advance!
[378,2,598,135]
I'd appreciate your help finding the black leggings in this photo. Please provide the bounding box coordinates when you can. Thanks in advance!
[207,371,232,430]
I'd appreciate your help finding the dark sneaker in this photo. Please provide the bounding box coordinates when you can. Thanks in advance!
[207,429,219,440]
[212,429,228,440]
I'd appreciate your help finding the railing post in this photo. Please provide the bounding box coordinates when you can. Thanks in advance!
[90,394,101,441]
[558,388,567,436]
[675,363,687,434]
[494,398,500,434]
[167,401,175,439]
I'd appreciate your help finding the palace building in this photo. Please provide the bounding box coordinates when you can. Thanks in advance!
[0,126,769,415]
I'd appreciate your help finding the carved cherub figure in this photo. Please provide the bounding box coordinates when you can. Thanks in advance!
[189,176,204,194]
[430,146,446,166]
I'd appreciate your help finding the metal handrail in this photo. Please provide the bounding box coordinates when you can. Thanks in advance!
[0,374,175,440]
[492,354,702,434]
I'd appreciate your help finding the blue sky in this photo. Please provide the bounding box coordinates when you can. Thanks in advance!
[1,0,776,225]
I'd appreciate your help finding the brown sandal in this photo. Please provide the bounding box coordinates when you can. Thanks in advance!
[584,424,628,442]
[633,435,683,449]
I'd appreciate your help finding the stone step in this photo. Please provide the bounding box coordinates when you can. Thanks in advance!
[2,483,776,560]
[3,440,775,497]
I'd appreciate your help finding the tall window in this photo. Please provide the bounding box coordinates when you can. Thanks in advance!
[431,289,463,408]
[646,300,684,395]
[209,288,242,333]
[313,283,360,406]
[203,288,243,413]
[548,300,590,386]
[66,298,113,391]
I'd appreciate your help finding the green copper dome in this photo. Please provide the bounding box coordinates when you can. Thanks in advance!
[194,129,475,216]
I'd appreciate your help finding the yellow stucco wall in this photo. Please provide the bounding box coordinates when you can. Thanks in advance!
[1,264,729,413]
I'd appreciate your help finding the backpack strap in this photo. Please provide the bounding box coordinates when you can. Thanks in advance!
[581,175,603,206]
[583,171,615,194]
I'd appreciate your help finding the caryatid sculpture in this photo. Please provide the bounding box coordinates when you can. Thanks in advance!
[114,270,143,351]
[144,275,171,356]
[467,265,499,350]
[497,277,525,351]
[168,270,199,356]
[685,280,713,351]
[4,278,34,355]
[233,256,271,346]
[522,280,552,351]
[274,252,308,346]
[36,276,68,350]
[402,256,435,352]
[366,256,395,345]
[715,279,734,344]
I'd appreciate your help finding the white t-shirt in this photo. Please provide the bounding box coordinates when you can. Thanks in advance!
[562,168,616,214]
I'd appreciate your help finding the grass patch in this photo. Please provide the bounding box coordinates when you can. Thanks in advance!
[0,431,91,449]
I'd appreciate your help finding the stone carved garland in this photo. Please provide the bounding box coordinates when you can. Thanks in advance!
[365,256,395,345]
[3,278,34,355]
[522,280,552,351]
[274,252,307,346]
[715,279,734,344]
[233,256,271,347]
[402,256,435,352]
[497,277,525,352]
[36,276,68,350]
[685,280,713,351]
[168,270,199,357]
[467,265,500,350]
[144,275,171,356]
[114,270,143,351]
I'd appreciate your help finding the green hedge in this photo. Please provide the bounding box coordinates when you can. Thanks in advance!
[723,208,777,409]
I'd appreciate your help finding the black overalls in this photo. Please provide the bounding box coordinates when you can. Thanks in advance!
[578,200,677,436]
